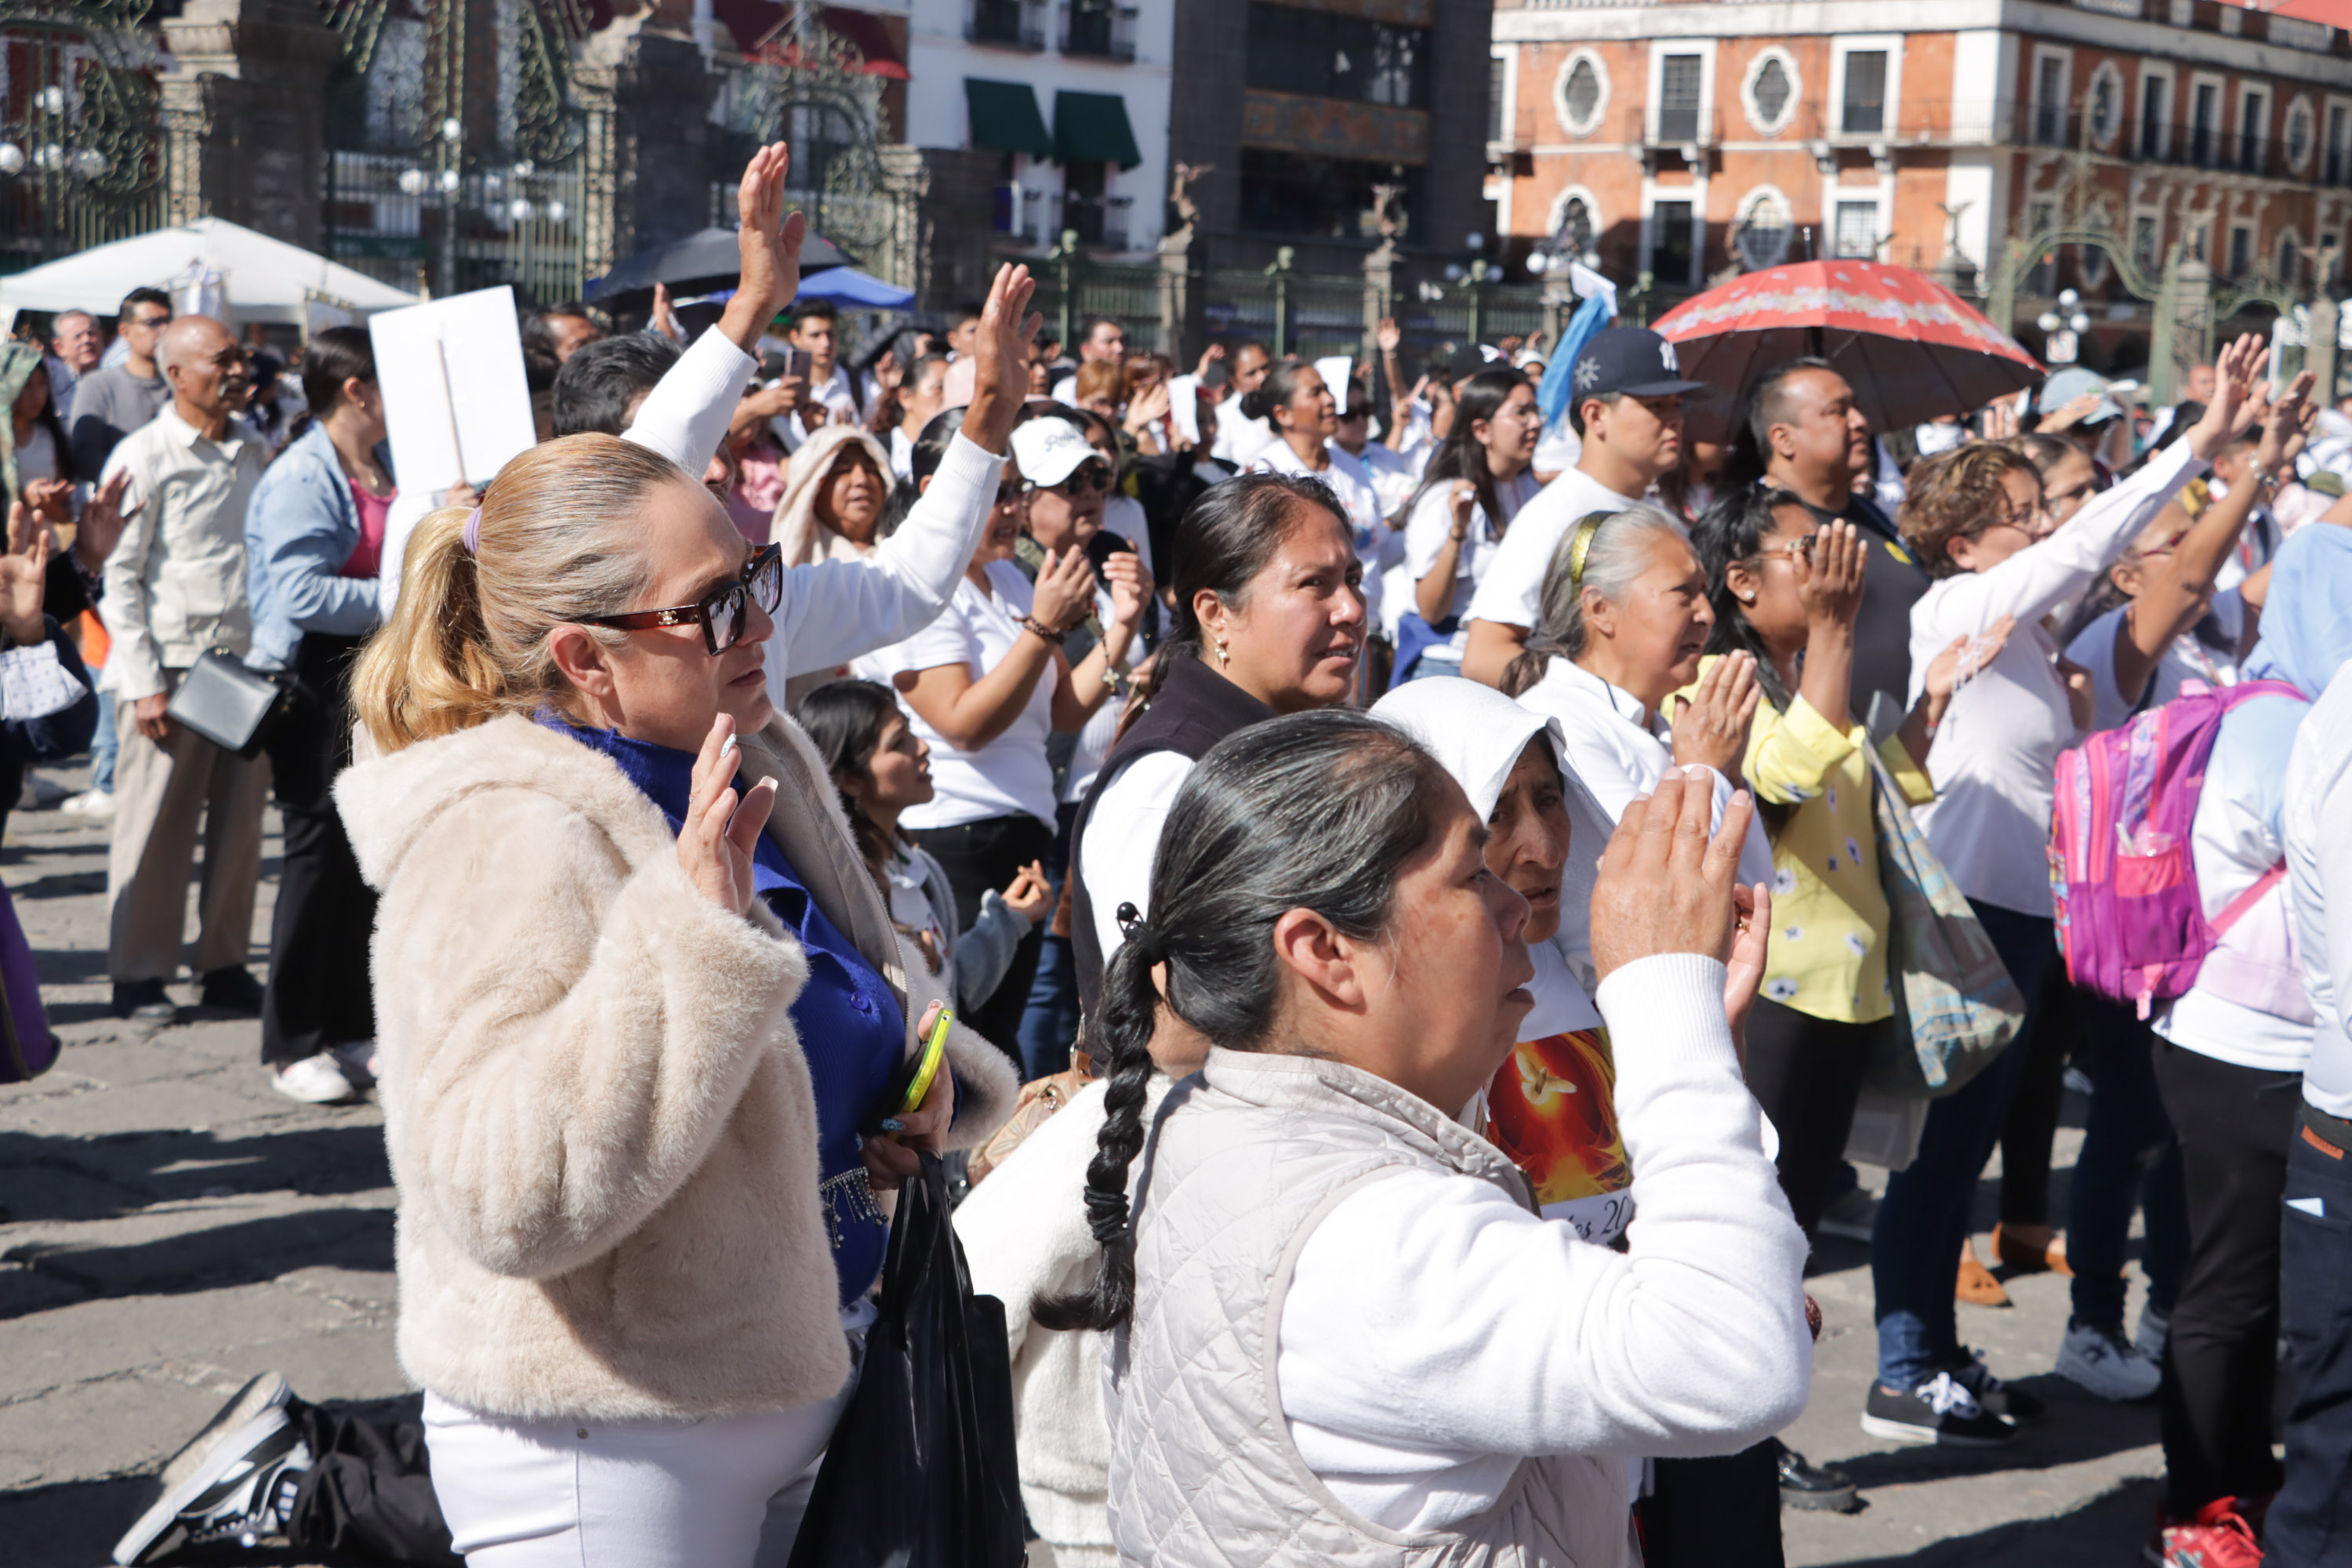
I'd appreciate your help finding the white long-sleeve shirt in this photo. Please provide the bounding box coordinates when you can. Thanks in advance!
[2287,661,2352,1116]
[1909,439,2205,916]
[1513,657,1775,891]
[376,328,1004,685]
[1279,953,1810,1532]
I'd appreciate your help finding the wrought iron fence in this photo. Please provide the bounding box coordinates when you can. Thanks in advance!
[325,147,593,304]
[0,6,172,275]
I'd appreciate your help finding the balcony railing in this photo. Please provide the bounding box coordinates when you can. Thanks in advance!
[1063,2,1138,61]
[1063,191,1134,250]
[969,0,1046,49]
[1513,97,2350,185]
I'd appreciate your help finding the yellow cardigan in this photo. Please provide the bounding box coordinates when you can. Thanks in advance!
[1678,656,1933,1024]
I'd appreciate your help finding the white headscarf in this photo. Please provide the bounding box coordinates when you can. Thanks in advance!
[771,423,894,568]
[1372,677,1617,1026]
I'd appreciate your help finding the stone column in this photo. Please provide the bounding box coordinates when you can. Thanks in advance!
[2308,294,2339,408]
[1158,225,1203,363]
[159,0,342,249]
[879,145,1003,311]
[1361,239,1397,366]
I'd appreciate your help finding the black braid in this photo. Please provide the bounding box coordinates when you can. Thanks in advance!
[1032,922,1164,1331]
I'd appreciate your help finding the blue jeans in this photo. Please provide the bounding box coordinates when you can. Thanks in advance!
[2270,1105,2352,1567]
[92,688,118,793]
[2064,990,2187,1330]
[1871,898,2056,1391]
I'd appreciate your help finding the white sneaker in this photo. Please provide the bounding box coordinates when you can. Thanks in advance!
[60,788,113,817]
[2056,1320,2161,1400]
[2137,1300,2172,1363]
[271,1054,360,1105]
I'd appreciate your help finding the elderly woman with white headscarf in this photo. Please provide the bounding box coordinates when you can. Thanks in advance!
[773,424,897,706]
[1377,675,1809,1562]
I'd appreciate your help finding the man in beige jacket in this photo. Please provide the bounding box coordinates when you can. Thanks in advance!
[98,316,271,1022]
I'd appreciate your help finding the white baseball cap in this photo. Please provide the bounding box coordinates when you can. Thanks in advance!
[1009,417,1105,487]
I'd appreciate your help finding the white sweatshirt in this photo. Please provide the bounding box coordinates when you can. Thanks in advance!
[2286,660,2352,1117]
[1278,953,1811,1533]
[1909,439,2205,916]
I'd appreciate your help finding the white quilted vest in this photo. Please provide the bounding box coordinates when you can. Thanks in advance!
[1105,1047,1633,1568]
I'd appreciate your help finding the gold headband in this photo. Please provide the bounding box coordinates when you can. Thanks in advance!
[1566,511,1610,593]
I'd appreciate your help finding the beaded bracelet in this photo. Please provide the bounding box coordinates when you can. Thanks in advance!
[1019,615,1069,644]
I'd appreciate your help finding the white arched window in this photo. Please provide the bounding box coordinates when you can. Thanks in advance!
[1742,49,1800,136]
[1548,186,1602,261]
[1735,187,1792,270]
[2088,63,2125,149]
[2285,96,2317,173]
[1554,51,1610,139]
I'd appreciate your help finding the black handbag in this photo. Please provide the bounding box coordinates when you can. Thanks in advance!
[786,1152,1024,1568]
[165,648,291,758]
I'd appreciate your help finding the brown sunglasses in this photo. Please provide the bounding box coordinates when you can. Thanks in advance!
[579,543,784,655]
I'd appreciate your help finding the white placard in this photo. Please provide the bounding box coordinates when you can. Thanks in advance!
[368,285,535,505]
[1167,372,1202,446]
[1315,354,1353,414]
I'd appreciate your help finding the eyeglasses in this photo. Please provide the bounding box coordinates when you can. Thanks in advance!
[1751,535,1817,566]
[993,478,1026,506]
[1030,463,1112,498]
[580,543,784,655]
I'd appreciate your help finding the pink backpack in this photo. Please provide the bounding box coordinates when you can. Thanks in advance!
[2049,679,2304,1018]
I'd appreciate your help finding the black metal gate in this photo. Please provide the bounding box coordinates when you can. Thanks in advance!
[0,0,166,274]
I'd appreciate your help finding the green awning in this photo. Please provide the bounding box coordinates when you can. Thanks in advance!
[1054,89,1142,170]
[967,78,1053,159]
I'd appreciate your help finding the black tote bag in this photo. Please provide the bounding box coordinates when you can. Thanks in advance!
[786,1152,1024,1568]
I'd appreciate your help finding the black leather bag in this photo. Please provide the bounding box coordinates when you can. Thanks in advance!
[165,648,290,758]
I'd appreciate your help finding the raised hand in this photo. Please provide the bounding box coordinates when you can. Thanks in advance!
[0,499,49,645]
[1029,546,1099,632]
[717,143,808,357]
[1669,650,1760,775]
[677,713,778,916]
[1722,879,1772,1061]
[964,263,1044,454]
[1590,768,1756,984]
[1793,518,1865,628]
[2258,370,2316,474]
[2188,333,2270,459]
[1101,549,1151,632]
[1376,316,1403,355]
[74,468,138,572]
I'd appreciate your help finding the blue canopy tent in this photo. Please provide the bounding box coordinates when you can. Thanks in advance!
[793,267,914,310]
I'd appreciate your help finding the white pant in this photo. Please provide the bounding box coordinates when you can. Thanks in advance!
[423,1320,865,1566]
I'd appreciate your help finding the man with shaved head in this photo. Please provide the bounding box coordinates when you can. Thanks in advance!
[96,314,272,1024]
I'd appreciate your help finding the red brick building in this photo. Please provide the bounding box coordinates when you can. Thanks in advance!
[1487,0,2352,373]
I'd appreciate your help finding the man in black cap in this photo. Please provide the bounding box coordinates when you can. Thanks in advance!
[1461,325,1708,687]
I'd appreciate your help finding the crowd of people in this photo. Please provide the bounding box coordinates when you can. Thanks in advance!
[9,140,2347,1568]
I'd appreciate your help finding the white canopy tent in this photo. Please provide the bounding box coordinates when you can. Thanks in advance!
[0,217,417,333]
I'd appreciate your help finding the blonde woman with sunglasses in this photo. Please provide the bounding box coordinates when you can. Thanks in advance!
[329,251,1044,1567]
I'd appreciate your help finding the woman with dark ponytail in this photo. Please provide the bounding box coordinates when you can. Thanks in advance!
[1044,710,1811,1567]
[1395,366,1542,683]
[1242,358,1388,627]
[1067,470,1367,1016]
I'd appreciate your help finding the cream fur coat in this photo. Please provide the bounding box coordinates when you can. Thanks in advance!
[336,710,1018,1423]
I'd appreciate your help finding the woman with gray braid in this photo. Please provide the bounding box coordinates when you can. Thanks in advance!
[1038,709,1811,1568]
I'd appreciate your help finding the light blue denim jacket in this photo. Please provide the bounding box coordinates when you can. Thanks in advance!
[244,422,392,670]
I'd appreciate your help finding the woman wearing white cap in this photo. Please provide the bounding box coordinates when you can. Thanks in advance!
[855,416,1149,1057]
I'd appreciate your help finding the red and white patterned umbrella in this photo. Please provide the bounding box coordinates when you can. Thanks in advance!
[1653,260,2042,437]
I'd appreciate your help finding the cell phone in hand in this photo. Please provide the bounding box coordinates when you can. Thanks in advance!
[1084,529,1134,571]
[779,346,813,383]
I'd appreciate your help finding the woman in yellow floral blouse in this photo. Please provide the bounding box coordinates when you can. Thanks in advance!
[1687,486,2010,1240]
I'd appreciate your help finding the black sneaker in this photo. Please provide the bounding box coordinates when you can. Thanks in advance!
[1774,1437,1860,1512]
[1860,1372,2016,1447]
[198,966,265,1015]
[1944,1348,2046,1425]
[111,1389,308,1564]
[112,978,176,1023]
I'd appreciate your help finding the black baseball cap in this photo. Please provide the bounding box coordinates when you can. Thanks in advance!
[1570,326,1711,402]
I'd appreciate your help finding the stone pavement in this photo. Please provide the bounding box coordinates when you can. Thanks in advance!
[0,768,2172,1568]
